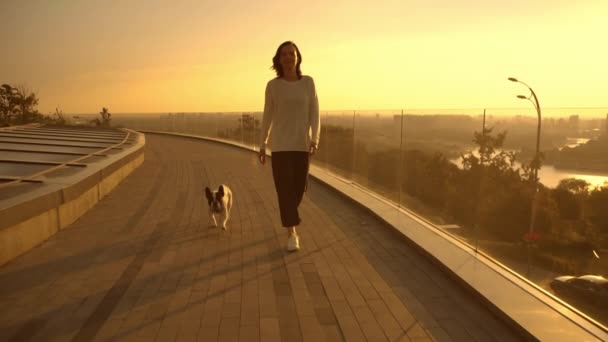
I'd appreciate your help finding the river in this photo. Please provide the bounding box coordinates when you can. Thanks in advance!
[451,153,608,189]
[536,165,608,188]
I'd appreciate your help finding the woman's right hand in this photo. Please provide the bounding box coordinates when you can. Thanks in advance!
[258,149,266,165]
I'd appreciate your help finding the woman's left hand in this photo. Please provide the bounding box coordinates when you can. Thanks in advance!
[309,142,317,156]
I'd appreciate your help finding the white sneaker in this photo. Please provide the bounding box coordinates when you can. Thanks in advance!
[287,234,300,252]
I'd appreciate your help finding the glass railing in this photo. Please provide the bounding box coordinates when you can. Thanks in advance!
[116,108,608,328]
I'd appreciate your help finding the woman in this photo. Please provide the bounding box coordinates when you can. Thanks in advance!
[258,41,320,252]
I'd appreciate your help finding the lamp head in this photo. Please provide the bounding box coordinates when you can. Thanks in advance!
[508,77,518,82]
[517,95,527,99]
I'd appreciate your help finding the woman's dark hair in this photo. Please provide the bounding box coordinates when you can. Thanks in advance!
[271,41,302,79]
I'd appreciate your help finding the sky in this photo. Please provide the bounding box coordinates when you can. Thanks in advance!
[1,0,607,114]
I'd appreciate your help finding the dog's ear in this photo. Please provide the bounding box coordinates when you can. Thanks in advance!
[205,187,213,202]
[217,185,225,198]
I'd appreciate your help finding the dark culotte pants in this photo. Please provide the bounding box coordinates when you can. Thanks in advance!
[271,151,309,227]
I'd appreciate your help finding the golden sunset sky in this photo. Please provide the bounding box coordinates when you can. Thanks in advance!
[1,0,607,114]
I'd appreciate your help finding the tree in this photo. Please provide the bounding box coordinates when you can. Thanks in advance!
[99,107,111,127]
[14,85,41,123]
[52,107,67,125]
[462,126,517,175]
[478,182,533,241]
[0,84,18,125]
[557,178,590,194]
[546,178,591,240]
[0,84,42,124]
[90,107,111,127]
[553,178,589,221]
[587,184,608,236]
[400,150,456,209]
[474,126,506,166]
[552,188,582,221]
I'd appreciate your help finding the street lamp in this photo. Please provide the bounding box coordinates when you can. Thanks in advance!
[508,77,542,235]
[509,77,542,278]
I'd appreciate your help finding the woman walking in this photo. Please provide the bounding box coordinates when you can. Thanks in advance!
[258,41,320,252]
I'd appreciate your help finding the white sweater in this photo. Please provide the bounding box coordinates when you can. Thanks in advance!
[260,76,320,152]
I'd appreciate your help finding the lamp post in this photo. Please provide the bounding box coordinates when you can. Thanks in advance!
[508,77,542,230]
[508,77,542,276]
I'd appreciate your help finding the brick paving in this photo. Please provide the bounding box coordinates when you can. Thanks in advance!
[0,134,523,341]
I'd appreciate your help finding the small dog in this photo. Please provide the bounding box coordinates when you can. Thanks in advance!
[204,184,233,230]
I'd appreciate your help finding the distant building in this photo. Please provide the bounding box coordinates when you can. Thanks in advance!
[568,114,580,134]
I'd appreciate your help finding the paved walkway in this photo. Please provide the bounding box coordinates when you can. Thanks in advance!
[0,134,522,341]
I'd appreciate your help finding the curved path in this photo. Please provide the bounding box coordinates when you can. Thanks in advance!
[0,134,522,341]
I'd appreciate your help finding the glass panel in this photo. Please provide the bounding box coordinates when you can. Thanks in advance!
[313,111,354,180]
[352,110,402,204]
[239,112,260,148]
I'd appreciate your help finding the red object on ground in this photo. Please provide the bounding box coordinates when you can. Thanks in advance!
[524,232,541,242]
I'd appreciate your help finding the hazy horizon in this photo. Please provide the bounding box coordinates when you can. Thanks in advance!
[67,107,608,119]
